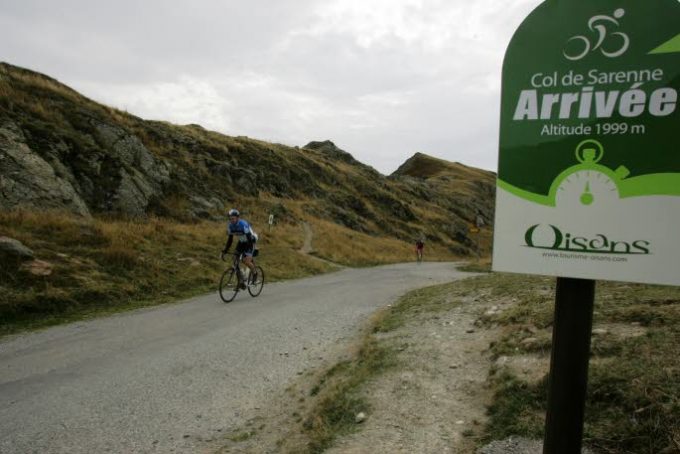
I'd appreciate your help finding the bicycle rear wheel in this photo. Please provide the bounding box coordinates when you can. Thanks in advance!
[247,266,264,297]
[219,268,239,302]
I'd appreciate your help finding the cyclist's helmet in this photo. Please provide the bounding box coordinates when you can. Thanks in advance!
[228,208,240,217]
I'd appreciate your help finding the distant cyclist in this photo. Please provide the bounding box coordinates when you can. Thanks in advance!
[221,209,257,288]
[415,238,425,262]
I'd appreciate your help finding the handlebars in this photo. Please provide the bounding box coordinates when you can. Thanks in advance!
[220,251,245,262]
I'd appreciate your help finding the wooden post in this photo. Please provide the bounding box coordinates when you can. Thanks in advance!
[543,277,596,454]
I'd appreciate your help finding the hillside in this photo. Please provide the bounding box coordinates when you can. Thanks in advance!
[392,152,495,231]
[0,62,495,252]
[0,62,496,331]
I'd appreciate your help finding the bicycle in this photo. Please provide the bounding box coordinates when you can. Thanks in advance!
[415,240,424,263]
[219,252,264,303]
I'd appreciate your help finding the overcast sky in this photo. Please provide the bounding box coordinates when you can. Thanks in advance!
[1,0,542,174]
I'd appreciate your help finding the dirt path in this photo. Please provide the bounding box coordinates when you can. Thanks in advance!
[324,297,497,453]
[298,221,345,268]
[300,222,314,254]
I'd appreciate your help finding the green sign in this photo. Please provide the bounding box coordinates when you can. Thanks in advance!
[493,0,680,286]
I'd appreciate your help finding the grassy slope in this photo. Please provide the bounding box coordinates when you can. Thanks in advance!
[0,206,445,336]
[0,62,495,257]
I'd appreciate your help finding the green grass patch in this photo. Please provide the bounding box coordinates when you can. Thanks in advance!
[484,369,546,442]
[475,273,680,454]
[584,328,680,453]
[301,335,397,453]
[270,329,399,453]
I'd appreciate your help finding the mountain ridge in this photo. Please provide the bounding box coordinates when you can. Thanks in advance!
[0,61,495,255]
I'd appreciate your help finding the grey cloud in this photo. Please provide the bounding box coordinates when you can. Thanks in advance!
[0,0,542,173]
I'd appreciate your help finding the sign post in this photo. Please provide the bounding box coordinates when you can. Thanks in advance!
[493,1,680,452]
[268,214,274,232]
[543,277,595,453]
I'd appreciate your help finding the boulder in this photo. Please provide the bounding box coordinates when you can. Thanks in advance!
[0,236,34,262]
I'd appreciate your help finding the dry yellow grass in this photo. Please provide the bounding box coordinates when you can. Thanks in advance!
[307,218,459,266]
[0,204,470,336]
[0,210,331,334]
[0,68,68,99]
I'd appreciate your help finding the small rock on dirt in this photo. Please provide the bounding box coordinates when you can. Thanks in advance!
[495,356,509,366]
[355,412,366,424]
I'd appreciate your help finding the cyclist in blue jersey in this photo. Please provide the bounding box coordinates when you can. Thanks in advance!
[221,209,257,288]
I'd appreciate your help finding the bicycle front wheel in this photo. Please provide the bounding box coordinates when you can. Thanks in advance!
[219,268,239,303]
[247,266,264,297]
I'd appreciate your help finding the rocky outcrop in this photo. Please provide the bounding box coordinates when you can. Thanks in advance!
[0,115,171,217]
[90,121,170,216]
[303,140,357,164]
[0,121,91,216]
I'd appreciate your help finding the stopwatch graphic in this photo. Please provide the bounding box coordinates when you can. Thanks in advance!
[552,140,630,208]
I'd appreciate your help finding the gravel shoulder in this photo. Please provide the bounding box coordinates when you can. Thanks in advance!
[324,296,497,453]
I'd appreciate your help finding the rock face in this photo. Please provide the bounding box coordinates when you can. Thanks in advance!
[0,114,171,218]
[90,121,170,216]
[0,121,90,216]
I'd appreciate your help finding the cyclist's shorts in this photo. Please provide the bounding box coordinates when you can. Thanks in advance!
[235,242,255,257]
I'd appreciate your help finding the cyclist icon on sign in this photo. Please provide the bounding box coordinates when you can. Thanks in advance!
[563,9,629,61]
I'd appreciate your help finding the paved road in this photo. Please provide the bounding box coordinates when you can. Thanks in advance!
[0,262,472,453]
